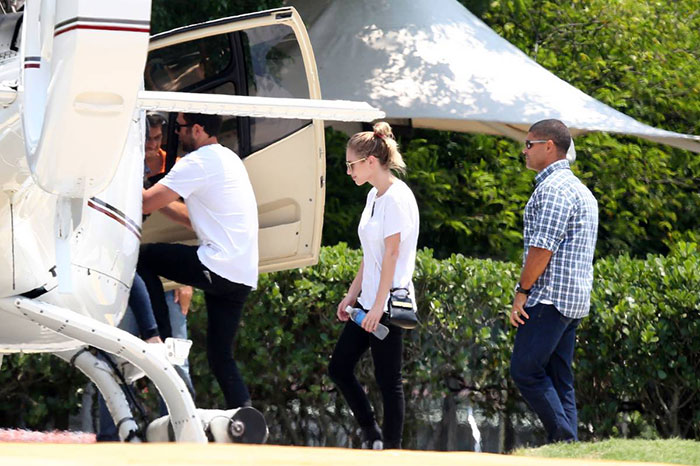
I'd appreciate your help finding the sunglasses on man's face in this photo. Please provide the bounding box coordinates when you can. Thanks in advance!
[174,121,195,132]
[524,139,548,150]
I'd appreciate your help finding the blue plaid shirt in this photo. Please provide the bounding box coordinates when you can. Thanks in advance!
[523,160,598,318]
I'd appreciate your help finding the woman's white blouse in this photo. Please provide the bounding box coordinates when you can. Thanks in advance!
[357,179,420,311]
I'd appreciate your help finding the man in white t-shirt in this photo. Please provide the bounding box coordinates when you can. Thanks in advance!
[138,112,259,409]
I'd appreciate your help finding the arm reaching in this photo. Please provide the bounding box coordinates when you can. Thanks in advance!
[143,183,179,214]
[143,184,192,229]
[160,200,192,229]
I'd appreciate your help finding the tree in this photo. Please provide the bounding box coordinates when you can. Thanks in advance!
[323,0,700,260]
[481,0,700,257]
[151,0,283,34]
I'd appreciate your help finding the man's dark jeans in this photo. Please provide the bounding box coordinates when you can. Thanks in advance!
[137,243,252,409]
[510,302,581,443]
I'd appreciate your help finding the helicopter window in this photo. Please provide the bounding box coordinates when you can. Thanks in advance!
[212,83,241,156]
[146,22,314,159]
[145,34,232,92]
[241,24,311,153]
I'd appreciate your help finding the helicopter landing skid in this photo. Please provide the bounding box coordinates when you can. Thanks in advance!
[0,296,207,443]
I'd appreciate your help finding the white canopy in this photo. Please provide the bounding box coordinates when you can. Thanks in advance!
[288,0,700,153]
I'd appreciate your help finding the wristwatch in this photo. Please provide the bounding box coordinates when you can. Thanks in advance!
[515,283,531,296]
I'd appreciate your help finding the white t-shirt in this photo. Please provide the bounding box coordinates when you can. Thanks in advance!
[357,179,419,311]
[159,143,259,289]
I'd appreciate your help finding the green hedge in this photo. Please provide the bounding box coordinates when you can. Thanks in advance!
[219,242,699,446]
[577,241,700,439]
[1,243,698,447]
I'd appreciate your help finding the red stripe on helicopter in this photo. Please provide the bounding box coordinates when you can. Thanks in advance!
[87,199,141,240]
[23,57,41,69]
[54,24,150,38]
[89,197,142,233]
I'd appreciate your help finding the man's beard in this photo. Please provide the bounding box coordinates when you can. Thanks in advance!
[181,139,194,153]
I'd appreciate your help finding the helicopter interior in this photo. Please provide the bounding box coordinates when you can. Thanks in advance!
[141,11,326,274]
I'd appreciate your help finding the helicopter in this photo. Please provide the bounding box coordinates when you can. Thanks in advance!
[0,0,383,442]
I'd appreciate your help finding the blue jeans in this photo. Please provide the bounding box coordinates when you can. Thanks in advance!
[510,302,580,443]
[165,290,191,376]
[128,274,159,339]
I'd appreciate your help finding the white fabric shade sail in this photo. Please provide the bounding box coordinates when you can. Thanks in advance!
[289,0,700,153]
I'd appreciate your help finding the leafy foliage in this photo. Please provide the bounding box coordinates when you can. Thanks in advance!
[2,244,698,445]
[0,354,86,430]
[187,243,700,446]
[322,0,700,260]
[323,128,534,261]
[149,0,700,261]
[151,0,283,34]
[577,242,700,439]
[479,0,700,257]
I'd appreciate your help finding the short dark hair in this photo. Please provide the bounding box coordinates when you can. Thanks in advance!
[528,119,571,156]
[146,112,167,130]
[182,113,223,137]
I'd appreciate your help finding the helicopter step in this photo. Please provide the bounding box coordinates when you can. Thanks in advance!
[147,407,269,444]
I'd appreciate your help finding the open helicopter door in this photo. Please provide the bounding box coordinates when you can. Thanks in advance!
[141,8,335,273]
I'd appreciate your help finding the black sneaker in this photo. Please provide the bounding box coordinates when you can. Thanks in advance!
[360,422,383,449]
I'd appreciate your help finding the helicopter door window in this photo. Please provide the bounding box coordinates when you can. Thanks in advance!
[211,82,240,156]
[145,34,232,92]
[241,24,311,153]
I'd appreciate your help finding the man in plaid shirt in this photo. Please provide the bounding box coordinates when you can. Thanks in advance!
[509,119,598,443]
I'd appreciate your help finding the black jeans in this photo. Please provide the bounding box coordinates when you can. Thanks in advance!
[328,315,405,448]
[137,243,252,409]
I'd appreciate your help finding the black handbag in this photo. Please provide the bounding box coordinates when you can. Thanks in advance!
[386,287,419,329]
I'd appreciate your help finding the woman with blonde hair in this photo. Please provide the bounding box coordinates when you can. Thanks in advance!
[328,122,419,450]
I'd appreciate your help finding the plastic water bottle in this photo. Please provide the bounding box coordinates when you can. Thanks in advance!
[345,306,389,340]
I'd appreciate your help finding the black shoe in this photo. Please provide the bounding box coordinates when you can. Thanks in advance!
[383,440,401,449]
[361,439,383,450]
[360,422,382,449]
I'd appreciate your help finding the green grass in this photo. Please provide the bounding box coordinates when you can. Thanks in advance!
[513,438,700,465]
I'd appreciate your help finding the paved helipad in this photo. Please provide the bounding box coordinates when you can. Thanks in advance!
[0,443,679,466]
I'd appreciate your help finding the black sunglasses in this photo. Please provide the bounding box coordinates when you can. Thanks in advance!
[174,121,195,132]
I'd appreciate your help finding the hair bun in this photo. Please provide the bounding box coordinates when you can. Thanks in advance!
[372,121,394,141]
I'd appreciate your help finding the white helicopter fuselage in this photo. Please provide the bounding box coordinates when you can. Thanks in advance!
[0,3,149,351]
[0,2,385,442]
[0,2,384,354]
[0,65,145,353]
